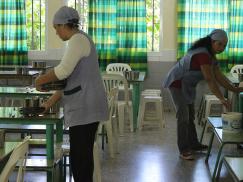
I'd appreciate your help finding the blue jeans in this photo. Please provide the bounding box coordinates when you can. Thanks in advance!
[169,87,199,153]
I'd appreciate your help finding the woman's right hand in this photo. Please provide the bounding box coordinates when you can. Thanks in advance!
[220,98,231,111]
[41,101,52,113]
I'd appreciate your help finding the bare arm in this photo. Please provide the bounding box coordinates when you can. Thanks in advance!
[213,65,237,92]
[35,69,59,91]
[200,64,229,108]
[41,91,62,112]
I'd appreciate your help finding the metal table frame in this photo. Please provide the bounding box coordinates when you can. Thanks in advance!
[205,117,243,181]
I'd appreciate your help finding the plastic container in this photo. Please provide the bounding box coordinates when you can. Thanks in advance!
[221,112,242,132]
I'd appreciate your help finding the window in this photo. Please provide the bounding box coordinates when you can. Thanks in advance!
[68,0,88,32]
[26,0,46,50]
[68,0,160,52]
[146,0,160,52]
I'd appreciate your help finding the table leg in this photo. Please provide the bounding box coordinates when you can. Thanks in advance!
[46,124,54,160]
[212,144,225,181]
[56,120,63,143]
[132,82,141,131]
[205,132,214,163]
[47,171,53,182]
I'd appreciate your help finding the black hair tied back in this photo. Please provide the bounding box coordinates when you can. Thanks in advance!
[67,18,80,29]
[68,18,80,24]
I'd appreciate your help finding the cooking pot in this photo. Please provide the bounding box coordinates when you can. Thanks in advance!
[24,96,43,108]
[123,71,139,81]
[15,67,28,75]
[32,61,46,68]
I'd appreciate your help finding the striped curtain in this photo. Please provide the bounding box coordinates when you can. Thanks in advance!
[177,0,243,71]
[88,0,117,71]
[228,0,243,67]
[88,0,147,71]
[0,0,28,65]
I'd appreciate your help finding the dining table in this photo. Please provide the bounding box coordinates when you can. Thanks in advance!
[0,86,58,135]
[205,116,243,181]
[0,107,63,160]
[0,70,39,86]
[0,86,53,99]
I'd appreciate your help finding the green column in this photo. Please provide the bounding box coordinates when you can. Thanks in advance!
[132,82,142,131]
[46,124,54,160]
[56,119,63,143]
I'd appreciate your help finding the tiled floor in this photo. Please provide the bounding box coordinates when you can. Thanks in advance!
[9,111,243,182]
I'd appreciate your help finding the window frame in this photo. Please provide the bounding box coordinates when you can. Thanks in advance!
[146,0,162,53]
[26,0,46,51]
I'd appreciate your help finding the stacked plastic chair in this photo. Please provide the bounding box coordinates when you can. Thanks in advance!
[137,89,165,130]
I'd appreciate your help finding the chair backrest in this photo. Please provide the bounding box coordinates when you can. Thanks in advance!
[0,136,30,182]
[230,65,243,78]
[102,73,129,105]
[106,63,132,75]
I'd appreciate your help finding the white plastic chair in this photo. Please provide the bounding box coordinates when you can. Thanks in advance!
[137,90,165,130]
[98,87,118,158]
[0,136,30,182]
[106,63,132,75]
[199,94,225,143]
[106,63,133,90]
[230,64,243,78]
[102,73,133,135]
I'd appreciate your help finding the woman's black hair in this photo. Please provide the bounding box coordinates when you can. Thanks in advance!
[189,36,215,57]
[66,18,80,29]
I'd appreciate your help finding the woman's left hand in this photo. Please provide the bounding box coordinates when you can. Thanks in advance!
[35,76,42,91]
[234,87,243,93]
[35,75,49,92]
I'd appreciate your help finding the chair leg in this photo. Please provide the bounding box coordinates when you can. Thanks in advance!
[138,101,145,130]
[128,105,134,132]
[112,117,119,154]
[156,101,164,128]
[118,105,125,136]
[161,99,166,128]
[104,122,114,158]
[93,142,101,182]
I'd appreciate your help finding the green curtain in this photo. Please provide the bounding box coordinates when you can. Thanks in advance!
[88,0,147,71]
[177,0,243,71]
[0,0,28,65]
[228,0,243,66]
[88,0,117,70]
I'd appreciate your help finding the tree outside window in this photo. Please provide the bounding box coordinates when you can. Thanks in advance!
[25,0,160,52]
[26,0,45,50]
[146,0,160,52]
